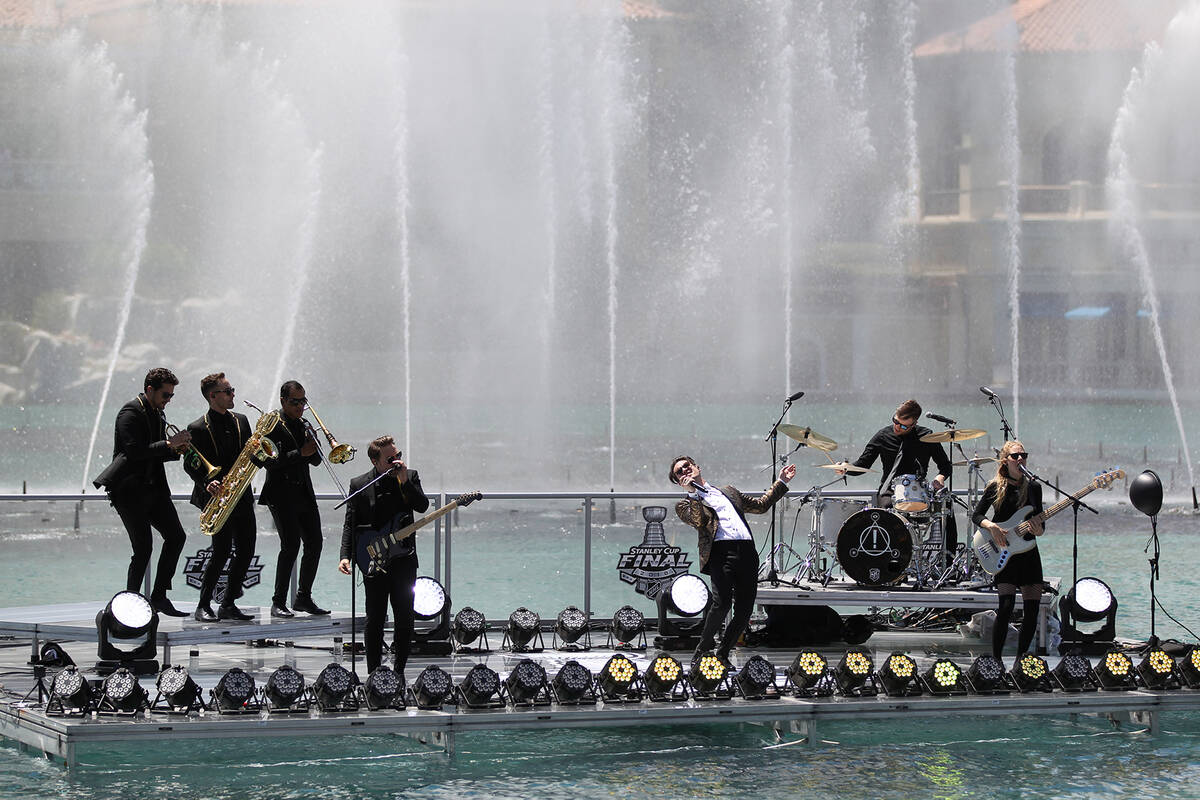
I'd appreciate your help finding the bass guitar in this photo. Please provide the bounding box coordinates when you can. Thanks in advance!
[354,491,482,577]
[971,468,1123,574]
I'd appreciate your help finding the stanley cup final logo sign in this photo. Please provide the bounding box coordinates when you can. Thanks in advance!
[617,506,692,598]
[183,547,264,603]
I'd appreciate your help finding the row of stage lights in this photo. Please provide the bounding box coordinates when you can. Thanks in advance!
[44,644,1200,718]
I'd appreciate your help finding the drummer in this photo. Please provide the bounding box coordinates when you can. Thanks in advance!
[844,399,953,508]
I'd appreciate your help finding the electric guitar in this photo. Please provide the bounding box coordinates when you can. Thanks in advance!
[971,469,1123,574]
[354,491,482,577]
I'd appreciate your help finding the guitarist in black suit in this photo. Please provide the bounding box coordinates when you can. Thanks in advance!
[184,372,258,622]
[972,440,1045,664]
[259,380,328,618]
[338,435,429,676]
[97,367,192,617]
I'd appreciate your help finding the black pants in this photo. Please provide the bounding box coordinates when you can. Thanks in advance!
[268,500,322,605]
[363,555,417,675]
[112,489,187,597]
[198,497,257,606]
[700,539,759,653]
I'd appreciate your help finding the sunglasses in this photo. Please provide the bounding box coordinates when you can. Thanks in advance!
[214,387,236,396]
[286,397,308,407]
[1008,452,1029,460]
[891,417,912,431]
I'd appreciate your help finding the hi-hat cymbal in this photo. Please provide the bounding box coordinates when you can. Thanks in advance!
[920,428,986,444]
[953,456,997,467]
[777,424,838,452]
[815,461,877,474]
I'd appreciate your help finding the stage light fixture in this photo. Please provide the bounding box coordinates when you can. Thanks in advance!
[412,576,453,656]
[413,576,448,619]
[38,641,75,669]
[966,655,1009,693]
[505,658,549,705]
[834,649,877,696]
[787,650,831,695]
[922,658,967,695]
[313,663,358,710]
[1136,647,1178,690]
[1094,649,1137,690]
[364,665,405,710]
[1051,653,1097,691]
[597,653,641,700]
[734,655,777,699]
[841,614,874,646]
[877,652,921,696]
[555,605,590,648]
[452,606,488,650]
[265,664,308,710]
[610,605,646,647]
[688,653,730,697]
[47,665,93,714]
[1060,577,1118,651]
[457,663,502,707]
[154,665,204,711]
[213,667,257,712]
[412,664,454,709]
[552,660,596,704]
[1010,653,1052,692]
[655,574,710,648]
[505,607,542,651]
[644,654,685,700]
[1178,646,1200,688]
[99,667,148,713]
[96,591,160,674]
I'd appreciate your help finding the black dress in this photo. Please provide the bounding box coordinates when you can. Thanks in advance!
[972,480,1044,586]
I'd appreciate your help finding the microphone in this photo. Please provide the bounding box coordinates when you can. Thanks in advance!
[980,386,998,399]
[786,390,805,403]
[686,480,706,494]
[927,413,957,426]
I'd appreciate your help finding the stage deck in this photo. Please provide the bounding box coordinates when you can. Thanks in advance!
[1,600,1197,768]
[757,577,1061,651]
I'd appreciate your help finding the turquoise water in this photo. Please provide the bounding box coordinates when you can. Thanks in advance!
[0,497,1198,797]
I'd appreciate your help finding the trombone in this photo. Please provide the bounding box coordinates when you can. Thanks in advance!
[300,400,354,499]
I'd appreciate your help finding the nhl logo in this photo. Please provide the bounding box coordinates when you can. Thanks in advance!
[183,547,264,603]
[616,506,692,599]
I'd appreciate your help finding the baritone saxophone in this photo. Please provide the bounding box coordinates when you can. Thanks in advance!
[199,404,280,536]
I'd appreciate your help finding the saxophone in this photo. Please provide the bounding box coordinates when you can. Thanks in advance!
[199,405,281,536]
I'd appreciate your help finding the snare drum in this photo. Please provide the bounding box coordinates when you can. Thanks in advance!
[891,474,929,513]
[836,508,913,586]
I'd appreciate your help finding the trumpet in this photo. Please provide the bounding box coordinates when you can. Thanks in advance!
[163,414,221,483]
[304,401,356,464]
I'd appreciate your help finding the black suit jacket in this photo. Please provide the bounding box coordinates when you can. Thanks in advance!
[258,414,321,508]
[99,394,180,499]
[183,410,253,510]
[340,467,429,566]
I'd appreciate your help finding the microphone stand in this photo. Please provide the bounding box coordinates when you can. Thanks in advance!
[334,465,399,510]
[1142,512,1161,649]
[763,397,797,586]
[984,392,1014,442]
[1019,463,1097,621]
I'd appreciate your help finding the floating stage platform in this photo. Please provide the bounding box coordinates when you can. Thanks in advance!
[2,599,1199,768]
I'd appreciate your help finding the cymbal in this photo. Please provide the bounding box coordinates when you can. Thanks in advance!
[953,456,997,467]
[778,424,838,452]
[920,428,986,444]
[814,461,877,474]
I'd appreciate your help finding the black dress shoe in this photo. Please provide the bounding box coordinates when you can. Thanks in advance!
[292,595,330,615]
[218,603,254,622]
[194,604,218,623]
[151,596,189,617]
[270,604,295,619]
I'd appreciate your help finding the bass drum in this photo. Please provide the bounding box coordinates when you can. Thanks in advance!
[836,508,913,586]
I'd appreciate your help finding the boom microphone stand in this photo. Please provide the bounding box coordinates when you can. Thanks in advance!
[1018,461,1097,608]
[764,391,803,585]
[980,386,1013,443]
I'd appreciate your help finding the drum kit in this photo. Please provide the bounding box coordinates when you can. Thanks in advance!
[768,422,996,590]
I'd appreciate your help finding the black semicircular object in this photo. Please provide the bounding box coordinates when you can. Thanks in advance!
[1129,469,1163,517]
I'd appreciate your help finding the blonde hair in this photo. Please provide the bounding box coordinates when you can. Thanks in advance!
[989,440,1028,510]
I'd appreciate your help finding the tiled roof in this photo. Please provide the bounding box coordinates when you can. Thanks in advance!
[915,0,1184,56]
